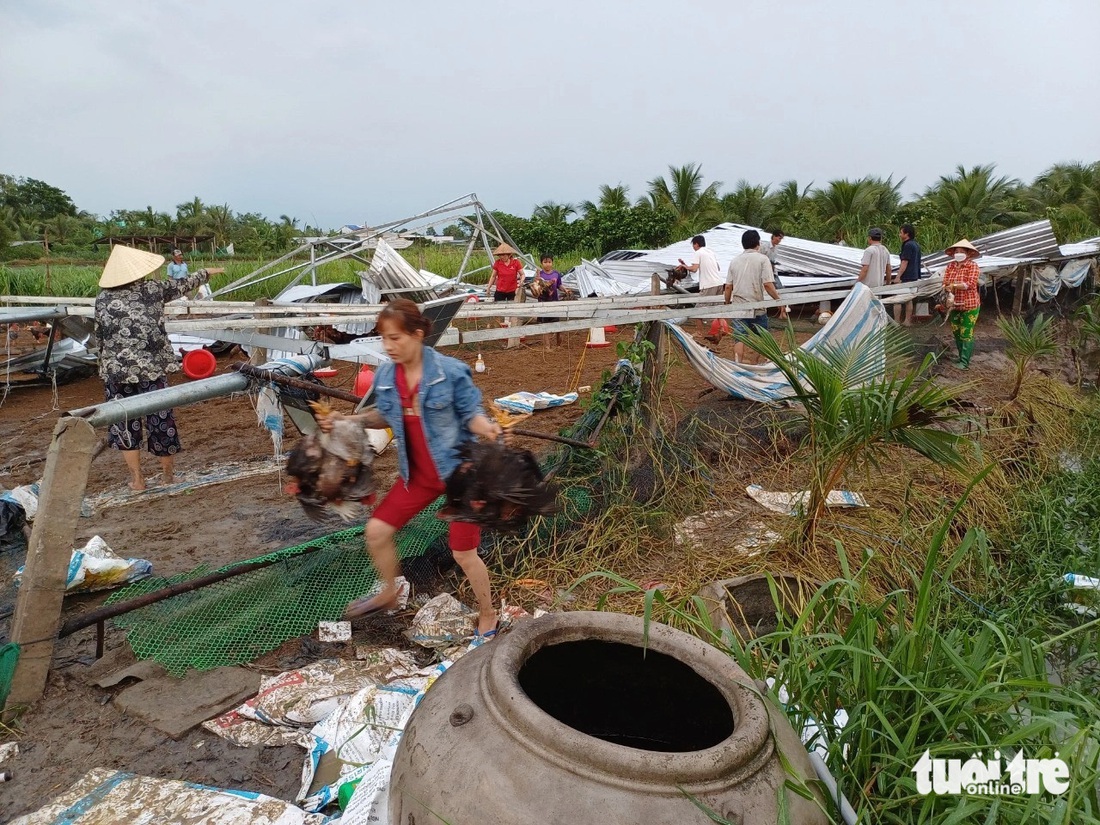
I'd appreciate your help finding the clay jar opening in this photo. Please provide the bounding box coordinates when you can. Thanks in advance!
[517,639,734,752]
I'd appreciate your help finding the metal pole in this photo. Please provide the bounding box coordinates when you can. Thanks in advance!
[231,362,363,404]
[68,354,327,428]
[5,416,98,711]
[309,245,317,287]
[58,545,327,639]
[455,231,478,285]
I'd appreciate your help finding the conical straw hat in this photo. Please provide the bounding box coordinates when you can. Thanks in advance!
[493,243,517,256]
[99,245,166,288]
[946,238,980,257]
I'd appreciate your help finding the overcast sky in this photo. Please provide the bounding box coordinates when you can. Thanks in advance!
[2,0,1098,230]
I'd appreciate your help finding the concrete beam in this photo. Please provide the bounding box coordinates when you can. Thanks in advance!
[5,417,99,711]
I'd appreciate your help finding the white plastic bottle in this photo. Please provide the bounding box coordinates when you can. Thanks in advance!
[1064,573,1100,590]
[475,353,486,373]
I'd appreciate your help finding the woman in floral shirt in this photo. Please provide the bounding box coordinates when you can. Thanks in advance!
[94,245,222,491]
[942,239,982,370]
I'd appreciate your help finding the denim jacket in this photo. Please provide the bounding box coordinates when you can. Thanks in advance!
[373,347,487,483]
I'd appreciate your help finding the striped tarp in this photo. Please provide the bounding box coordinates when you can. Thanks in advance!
[663,283,890,402]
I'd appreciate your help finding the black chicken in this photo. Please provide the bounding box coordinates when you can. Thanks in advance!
[285,402,375,521]
[438,441,559,532]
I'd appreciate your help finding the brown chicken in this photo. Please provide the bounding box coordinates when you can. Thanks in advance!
[438,441,559,533]
[285,402,375,521]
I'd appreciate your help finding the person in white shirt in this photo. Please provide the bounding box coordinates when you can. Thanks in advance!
[725,229,781,364]
[679,234,725,342]
[859,228,891,288]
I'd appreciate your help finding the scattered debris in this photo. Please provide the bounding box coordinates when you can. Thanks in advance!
[494,390,579,415]
[9,767,326,825]
[14,535,151,593]
[86,460,283,513]
[203,655,421,748]
[299,662,449,814]
[746,484,867,515]
[409,593,476,651]
[0,742,17,765]
[317,621,352,643]
[672,509,781,557]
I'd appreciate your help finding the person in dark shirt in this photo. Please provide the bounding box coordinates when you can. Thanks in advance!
[894,224,922,326]
[94,245,223,490]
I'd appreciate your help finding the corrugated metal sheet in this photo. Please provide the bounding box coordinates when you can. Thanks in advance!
[634,223,903,279]
[925,219,1060,268]
[1060,236,1100,258]
[274,282,375,335]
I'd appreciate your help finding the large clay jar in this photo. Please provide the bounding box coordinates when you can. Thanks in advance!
[389,611,827,825]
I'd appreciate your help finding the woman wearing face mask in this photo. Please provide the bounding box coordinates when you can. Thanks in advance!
[943,239,982,369]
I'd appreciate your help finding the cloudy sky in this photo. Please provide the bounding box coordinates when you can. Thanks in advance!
[2,0,1098,229]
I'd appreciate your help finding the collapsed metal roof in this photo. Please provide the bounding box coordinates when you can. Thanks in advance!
[924,219,1061,268]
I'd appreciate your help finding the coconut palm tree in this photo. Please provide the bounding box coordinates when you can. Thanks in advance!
[719,180,772,227]
[176,196,210,234]
[1024,161,1100,239]
[580,184,631,217]
[811,177,894,244]
[766,179,815,232]
[532,201,576,224]
[42,214,81,245]
[643,163,722,235]
[737,324,972,541]
[920,164,1027,239]
[207,203,235,246]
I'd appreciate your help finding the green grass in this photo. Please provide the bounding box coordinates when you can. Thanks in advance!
[559,379,1100,824]
[0,246,586,301]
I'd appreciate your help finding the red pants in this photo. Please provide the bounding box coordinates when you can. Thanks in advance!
[372,479,481,552]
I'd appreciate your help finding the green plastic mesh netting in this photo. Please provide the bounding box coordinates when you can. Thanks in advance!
[0,643,19,708]
[102,361,630,675]
[106,491,592,675]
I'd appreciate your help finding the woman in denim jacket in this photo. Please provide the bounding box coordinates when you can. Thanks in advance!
[321,299,503,636]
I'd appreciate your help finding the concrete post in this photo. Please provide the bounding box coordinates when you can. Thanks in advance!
[5,416,98,711]
[639,321,666,434]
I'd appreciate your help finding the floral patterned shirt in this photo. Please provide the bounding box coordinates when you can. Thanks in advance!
[94,271,210,383]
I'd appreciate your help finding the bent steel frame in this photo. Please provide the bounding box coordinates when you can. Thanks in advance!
[211,193,531,298]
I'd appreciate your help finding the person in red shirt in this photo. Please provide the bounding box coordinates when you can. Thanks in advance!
[943,239,982,370]
[320,300,504,636]
[487,243,523,302]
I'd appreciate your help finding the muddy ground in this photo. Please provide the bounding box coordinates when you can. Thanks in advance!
[0,313,1028,820]
[0,323,716,820]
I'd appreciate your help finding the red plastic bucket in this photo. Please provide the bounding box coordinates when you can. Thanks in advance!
[181,348,217,380]
[354,365,375,396]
